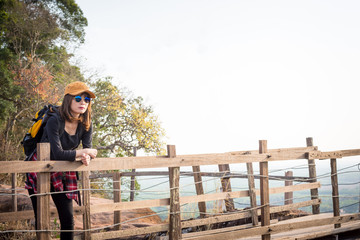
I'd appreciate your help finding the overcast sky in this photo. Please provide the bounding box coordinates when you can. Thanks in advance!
[76,0,360,158]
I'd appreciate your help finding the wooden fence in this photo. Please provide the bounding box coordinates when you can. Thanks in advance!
[1,138,360,240]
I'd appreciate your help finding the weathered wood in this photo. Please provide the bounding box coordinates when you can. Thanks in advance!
[113,171,121,231]
[118,171,311,182]
[168,145,181,240]
[331,158,341,228]
[81,171,91,240]
[130,147,137,202]
[306,137,320,214]
[259,140,270,240]
[192,165,207,218]
[91,223,169,240]
[246,162,258,226]
[284,171,293,205]
[181,213,360,240]
[229,146,318,155]
[218,164,235,211]
[0,147,324,174]
[90,182,320,213]
[283,220,360,240]
[90,199,321,240]
[307,151,343,160]
[11,173,17,212]
[36,143,51,240]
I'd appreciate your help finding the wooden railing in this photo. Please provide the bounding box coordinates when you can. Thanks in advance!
[1,138,360,240]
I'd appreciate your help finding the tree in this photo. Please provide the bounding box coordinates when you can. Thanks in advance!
[90,78,166,157]
[0,0,87,161]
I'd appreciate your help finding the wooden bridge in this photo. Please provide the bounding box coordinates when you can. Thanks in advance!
[1,138,360,240]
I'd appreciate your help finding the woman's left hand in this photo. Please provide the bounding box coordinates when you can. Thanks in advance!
[81,153,91,166]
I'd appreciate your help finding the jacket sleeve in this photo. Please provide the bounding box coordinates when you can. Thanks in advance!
[81,123,93,149]
[45,116,76,161]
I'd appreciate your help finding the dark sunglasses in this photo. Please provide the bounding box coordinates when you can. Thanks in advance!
[74,95,91,103]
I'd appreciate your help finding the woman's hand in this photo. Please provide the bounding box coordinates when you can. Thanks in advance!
[81,153,91,166]
[77,148,97,159]
[84,148,97,159]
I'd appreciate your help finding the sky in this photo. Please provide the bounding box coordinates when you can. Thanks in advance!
[75,0,360,158]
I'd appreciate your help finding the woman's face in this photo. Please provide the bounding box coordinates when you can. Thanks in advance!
[70,93,90,117]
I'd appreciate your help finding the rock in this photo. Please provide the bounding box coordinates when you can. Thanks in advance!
[0,184,163,231]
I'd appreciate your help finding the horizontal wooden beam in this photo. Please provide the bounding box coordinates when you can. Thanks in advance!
[1,147,318,174]
[90,199,321,240]
[110,171,310,182]
[90,182,320,213]
[182,213,360,240]
[307,151,343,160]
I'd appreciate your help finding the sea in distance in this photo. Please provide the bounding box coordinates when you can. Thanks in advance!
[98,157,360,221]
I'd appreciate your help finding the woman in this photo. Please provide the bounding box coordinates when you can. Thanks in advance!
[25,81,98,239]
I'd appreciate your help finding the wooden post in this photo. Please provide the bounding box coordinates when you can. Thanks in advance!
[192,165,207,218]
[36,143,51,240]
[130,147,136,202]
[168,145,181,240]
[246,162,258,226]
[81,171,91,240]
[11,173,17,212]
[284,171,293,205]
[259,140,270,240]
[330,158,341,228]
[306,137,320,214]
[113,172,121,231]
[218,164,235,211]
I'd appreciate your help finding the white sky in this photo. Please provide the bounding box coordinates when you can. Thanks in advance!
[76,0,360,156]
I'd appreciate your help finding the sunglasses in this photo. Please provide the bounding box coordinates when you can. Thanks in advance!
[74,95,91,103]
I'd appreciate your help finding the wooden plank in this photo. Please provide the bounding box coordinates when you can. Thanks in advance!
[181,199,321,229]
[284,171,293,205]
[182,213,360,240]
[91,199,321,240]
[218,164,235,211]
[306,137,320,214]
[259,140,270,240]
[81,171,91,240]
[279,221,360,240]
[192,165,207,218]
[0,147,321,174]
[183,220,278,239]
[36,143,51,240]
[90,182,320,213]
[91,223,169,240]
[228,146,318,155]
[338,148,360,157]
[11,173,17,212]
[113,171,121,231]
[119,171,311,182]
[168,145,181,240]
[330,158,341,229]
[307,151,343,160]
[246,162,258,226]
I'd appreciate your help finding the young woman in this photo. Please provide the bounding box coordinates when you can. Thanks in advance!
[25,81,97,239]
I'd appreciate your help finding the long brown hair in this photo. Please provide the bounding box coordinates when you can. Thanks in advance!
[60,94,92,131]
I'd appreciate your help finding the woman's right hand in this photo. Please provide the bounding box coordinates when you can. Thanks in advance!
[84,148,97,159]
[77,148,97,159]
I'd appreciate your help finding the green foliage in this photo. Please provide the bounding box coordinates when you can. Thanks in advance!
[0,0,88,161]
[91,78,166,157]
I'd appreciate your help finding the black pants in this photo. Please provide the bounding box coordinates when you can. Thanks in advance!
[28,186,74,240]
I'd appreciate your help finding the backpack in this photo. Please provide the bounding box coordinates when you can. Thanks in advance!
[21,104,59,156]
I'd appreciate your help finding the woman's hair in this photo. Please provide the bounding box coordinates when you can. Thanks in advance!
[60,94,92,131]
